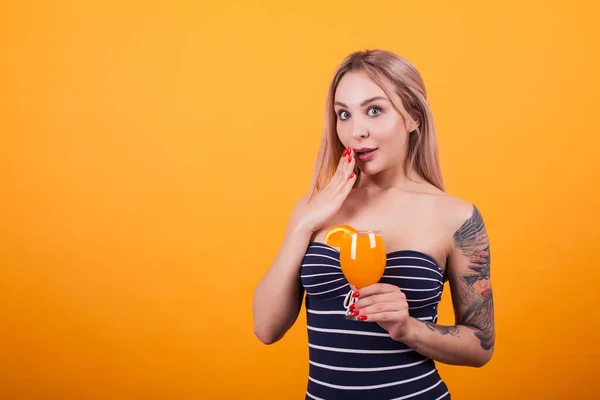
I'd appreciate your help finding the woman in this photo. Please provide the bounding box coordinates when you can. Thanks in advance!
[252,49,495,399]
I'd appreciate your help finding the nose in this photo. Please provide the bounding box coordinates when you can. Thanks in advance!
[351,125,369,140]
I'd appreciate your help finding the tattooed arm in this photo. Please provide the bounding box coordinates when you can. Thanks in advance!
[396,204,495,367]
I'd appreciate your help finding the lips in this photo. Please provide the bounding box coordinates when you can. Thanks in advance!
[354,147,377,161]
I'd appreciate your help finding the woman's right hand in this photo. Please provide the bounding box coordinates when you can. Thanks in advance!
[295,147,357,234]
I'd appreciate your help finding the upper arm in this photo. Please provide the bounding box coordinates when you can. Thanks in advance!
[446,204,495,351]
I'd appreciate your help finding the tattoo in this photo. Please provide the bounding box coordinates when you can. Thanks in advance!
[451,206,495,351]
[424,321,460,336]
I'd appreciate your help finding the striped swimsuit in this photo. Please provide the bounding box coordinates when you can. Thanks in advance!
[300,242,451,400]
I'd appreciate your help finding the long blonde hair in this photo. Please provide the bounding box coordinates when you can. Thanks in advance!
[310,49,444,196]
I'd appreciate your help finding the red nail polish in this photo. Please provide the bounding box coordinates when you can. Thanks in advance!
[347,154,352,163]
[358,315,367,321]
[349,304,355,311]
[343,148,348,157]
[350,172,355,179]
[352,291,360,298]
[350,310,359,316]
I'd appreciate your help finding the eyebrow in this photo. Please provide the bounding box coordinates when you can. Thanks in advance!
[334,96,388,108]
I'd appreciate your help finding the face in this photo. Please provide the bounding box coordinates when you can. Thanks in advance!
[333,70,413,176]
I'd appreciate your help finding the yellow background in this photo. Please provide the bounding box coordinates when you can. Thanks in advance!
[1,1,599,399]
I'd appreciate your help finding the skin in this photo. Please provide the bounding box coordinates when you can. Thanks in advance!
[252,70,495,368]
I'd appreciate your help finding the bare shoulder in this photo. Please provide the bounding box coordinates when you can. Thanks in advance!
[436,194,482,232]
[428,192,490,255]
[398,180,486,233]
[436,195,490,269]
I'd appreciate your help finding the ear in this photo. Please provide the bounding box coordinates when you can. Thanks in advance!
[406,118,419,132]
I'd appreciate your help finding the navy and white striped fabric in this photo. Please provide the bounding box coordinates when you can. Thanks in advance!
[300,242,451,400]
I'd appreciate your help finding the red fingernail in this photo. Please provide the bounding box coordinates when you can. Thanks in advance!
[350,310,359,316]
[352,291,360,298]
[350,172,355,179]
[349,304,355,311]
[343,148,348,157]
[358,315,367,321]
[347,155,352,163]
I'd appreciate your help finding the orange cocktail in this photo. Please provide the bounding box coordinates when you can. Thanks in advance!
[339,231,386,289]
[325,226,387,320]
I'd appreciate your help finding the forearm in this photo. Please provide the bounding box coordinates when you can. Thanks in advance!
[397,317,494,368]
[252,226,312,344]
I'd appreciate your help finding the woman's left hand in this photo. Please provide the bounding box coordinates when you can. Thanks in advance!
[350,283,413,342]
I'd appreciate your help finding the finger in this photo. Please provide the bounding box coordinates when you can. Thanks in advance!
[330,147,352,186]
[354,283,401,298]
[345,147,354,169]
[344,148,355,178]
[353,292,399,310]
[357,311,405,322]
[330,148,354,193]
[354,301,407,318]
[319,149,349,198]
[334,152,357,197]
[334,167,357,200]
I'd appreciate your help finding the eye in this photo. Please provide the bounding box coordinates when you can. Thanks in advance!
[338,110,350,120]
[367,107,382,117]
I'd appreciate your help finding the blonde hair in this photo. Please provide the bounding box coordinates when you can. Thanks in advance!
[310,49,444,196]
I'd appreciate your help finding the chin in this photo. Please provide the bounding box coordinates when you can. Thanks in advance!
[358,162,382,176]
